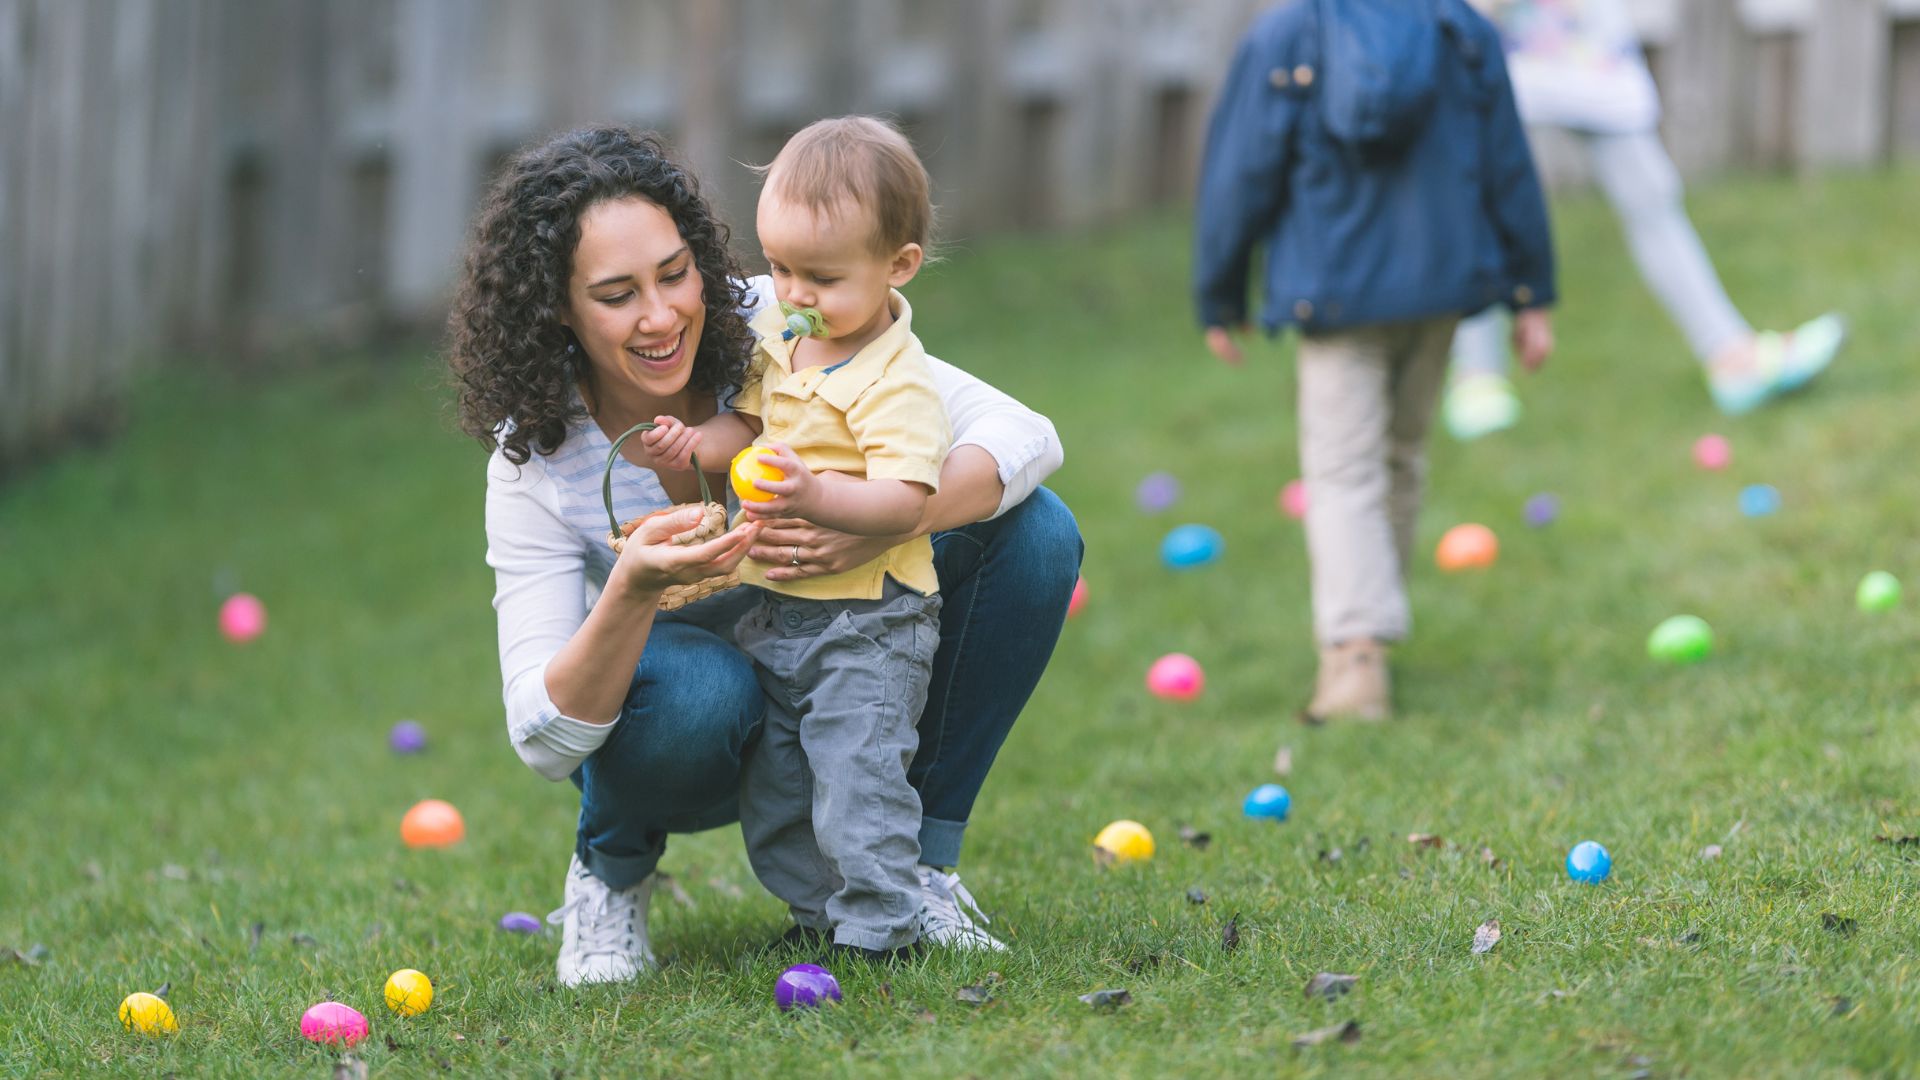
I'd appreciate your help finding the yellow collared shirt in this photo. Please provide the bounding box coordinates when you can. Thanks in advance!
[734,290,951,600]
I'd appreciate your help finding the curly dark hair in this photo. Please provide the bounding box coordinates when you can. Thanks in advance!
[448,126,754,465]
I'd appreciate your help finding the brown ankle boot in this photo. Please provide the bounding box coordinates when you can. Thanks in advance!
[1301,639,1391,724]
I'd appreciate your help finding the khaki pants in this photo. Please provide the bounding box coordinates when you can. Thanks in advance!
[1296,316,1459,646]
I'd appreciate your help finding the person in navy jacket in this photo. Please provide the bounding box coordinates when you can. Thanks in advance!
[1194,0,1557,723]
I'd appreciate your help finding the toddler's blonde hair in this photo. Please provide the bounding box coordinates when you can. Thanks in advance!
[761,116,933,258]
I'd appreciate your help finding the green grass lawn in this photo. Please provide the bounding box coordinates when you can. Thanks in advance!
[4,167,1919,1078]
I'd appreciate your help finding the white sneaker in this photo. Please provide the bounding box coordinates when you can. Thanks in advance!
[915,865,1007,951]
[547,855,656,987]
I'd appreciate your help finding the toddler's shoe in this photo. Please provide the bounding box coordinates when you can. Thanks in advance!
[1443,373,1521,441]
[916,865,1008,951]
[827,937,926,965]
[1708,313,1846,415]
[1301,639,1390,724]
[1773,312,1846,393]
[548,855,657,987]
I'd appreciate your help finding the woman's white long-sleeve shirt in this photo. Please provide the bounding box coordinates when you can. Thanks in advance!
[485,278,1063,781]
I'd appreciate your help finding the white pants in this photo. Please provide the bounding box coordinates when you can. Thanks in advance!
[1454,129,1750,376]
[1298,317,1459,646]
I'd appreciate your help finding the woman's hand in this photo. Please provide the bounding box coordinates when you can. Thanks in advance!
[737,442,820,521]
[1204,325,1246,366]
[613,505,759,598]
[749,517,903,582]
[631,415,702,471]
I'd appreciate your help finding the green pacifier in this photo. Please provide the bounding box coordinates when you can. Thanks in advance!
[779,302,828,341]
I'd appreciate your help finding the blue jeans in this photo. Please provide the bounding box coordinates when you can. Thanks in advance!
[571,487,1083,889]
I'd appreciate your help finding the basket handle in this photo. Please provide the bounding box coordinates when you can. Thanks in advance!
[604,422,714,538]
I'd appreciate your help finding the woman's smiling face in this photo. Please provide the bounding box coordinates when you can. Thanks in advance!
[563,197,707,402]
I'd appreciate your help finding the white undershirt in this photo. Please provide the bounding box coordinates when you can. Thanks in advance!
[486,277,1064,780]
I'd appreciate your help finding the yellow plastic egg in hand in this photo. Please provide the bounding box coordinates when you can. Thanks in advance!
[1093,820,1155,866]
[119,992,177,1036]
[385,968,433,1017]
[730,446,785,503]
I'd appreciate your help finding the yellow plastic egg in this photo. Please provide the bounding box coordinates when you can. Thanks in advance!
[730,446,785,503]
[385,968,433,1017]
[1093,820,1155,866]
[119,992,177,1036]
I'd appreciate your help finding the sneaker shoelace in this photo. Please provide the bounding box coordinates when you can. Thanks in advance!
[547,871,640,960]
[921,869,999,945]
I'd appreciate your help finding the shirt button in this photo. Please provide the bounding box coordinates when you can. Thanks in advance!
[1293,64,1315,87]
[1293,299,1314,321]
[1269,67,1291,89]
[783,611,801,629]
[1514,285,1534,305]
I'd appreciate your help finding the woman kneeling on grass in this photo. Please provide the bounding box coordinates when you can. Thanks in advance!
[447,125,1080,986]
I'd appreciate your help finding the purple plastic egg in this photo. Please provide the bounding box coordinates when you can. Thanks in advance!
[1523,493,1559,529]
[389,720,427,754]
[1135,472,1180,513]
[775,963,842,1011]
[498,912,541,934]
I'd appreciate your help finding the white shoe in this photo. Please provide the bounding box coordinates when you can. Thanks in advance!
[547,855,656,987]
[915,865,1007,951]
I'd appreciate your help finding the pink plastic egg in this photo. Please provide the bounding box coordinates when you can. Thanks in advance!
[1146,653,1205,701]
[299,1001,368,1046]
[1693,434,1731,471]
[1279,479,1309,520]
[218,593,267,643]
[1068,577,1088,618]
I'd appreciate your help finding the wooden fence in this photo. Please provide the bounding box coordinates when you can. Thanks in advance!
[3,0,1919,469]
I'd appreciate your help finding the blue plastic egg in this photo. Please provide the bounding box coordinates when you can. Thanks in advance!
[1739,484,1780,517]
[1161,525,1224,569]
[1566,840,1611,884]
[1243,783,1290,821]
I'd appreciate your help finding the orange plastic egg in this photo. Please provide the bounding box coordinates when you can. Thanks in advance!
[400,799,465,848]
[1435,523,1498,572]
[730,447,785,503]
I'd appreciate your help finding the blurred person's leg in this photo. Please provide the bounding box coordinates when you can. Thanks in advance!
[1444,308,1521,441]
[1297,326,1405,722]
[1388,317,1462,569]
[1589,129,1846,413]
[1587,129,1750,364]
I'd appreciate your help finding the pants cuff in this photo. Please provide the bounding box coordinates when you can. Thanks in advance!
[834,924,920,951]
[579,842,661,891]
[917,816,967,869]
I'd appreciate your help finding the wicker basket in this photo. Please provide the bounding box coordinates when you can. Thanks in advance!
[602,422,741,612]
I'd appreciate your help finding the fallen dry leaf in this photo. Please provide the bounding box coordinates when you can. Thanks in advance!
[249,922,265,954]
[1472,919,1502,955]
[1829,995,1856,1017]
[332,1055,369,1080]
[1273,745,1293,777]
[953,985,992,1005]
[290,933,318,949]
[1873,835,1920,847]
[1822,913,1858,936]
[1478,846,1501,870]
[1186,887,1209,905]
[656,873,696,910]
[1292,1020,1361,1047]
[1222,913,1241,952]
[1407,833,1444,849]
[1701,844,1723,860]
[1304,972,1358,1001]
[1178,825,1212,851]
[1318,847,1343,864]
[1,945,47,966]
[1079,988,1132,1009]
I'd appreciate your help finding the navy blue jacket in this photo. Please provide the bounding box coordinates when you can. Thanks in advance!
[1194,0,1556,334]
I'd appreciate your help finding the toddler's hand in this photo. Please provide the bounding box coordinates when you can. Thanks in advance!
[1204,326,1245,366]
[1513,308,1554,372]
[737,442,818,520]
[635,415,701,471]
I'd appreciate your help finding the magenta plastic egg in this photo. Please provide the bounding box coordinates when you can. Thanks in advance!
[218,593,267,643]
[299,1001,368,1046]
[1146,653,1204,700]
[1068,576,1088,618]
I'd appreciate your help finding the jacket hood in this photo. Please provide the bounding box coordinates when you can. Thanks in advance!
[1315,0,1443,151]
